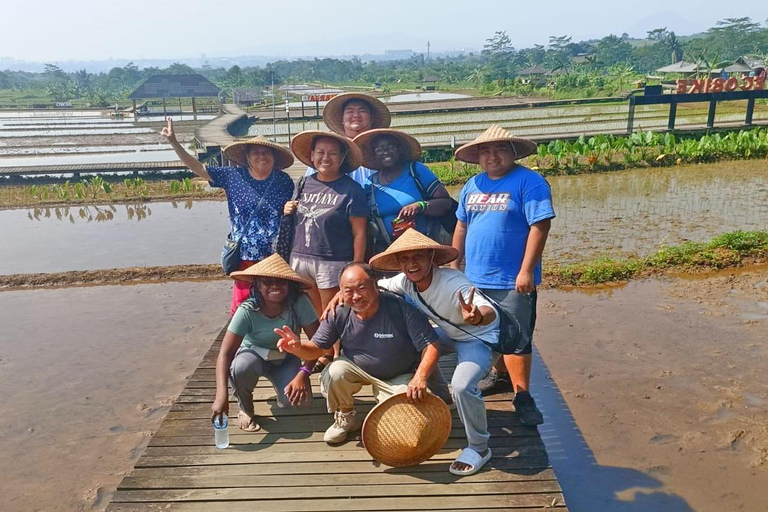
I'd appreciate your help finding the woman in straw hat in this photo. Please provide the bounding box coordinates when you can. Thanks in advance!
[284,131,368,310]
[304,92,391,186]
[161,118,295,315]
[211,254,320,432]
[354,128,453,254]
[451,124,554,426]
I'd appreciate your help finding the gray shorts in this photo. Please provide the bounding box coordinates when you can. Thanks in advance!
[480,288,537,355]
[290,254,348,289]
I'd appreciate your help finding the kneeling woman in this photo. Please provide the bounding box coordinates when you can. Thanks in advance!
[211,254,320,432]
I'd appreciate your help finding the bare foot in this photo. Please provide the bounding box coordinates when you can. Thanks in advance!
[238,411,260,432]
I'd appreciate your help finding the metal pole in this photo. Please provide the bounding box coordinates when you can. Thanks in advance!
[667,102,677,131]
[286,99,291,141]
[745,98,755,126]
[271,71,276,142]
[626,97,635,134]
[706,100,716,128]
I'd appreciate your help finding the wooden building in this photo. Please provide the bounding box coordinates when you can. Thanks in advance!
[129,74,221,120]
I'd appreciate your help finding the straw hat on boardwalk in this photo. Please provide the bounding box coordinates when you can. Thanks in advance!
[454,124,537,164]
[369,228,459,271]
[223,135,295,169]
[323,92,392,135]
[229,253,312,288]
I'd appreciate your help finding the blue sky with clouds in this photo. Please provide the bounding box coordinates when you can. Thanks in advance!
[1,0,766,62]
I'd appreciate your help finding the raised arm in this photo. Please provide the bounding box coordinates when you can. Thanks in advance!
[275,325,326,360]
[160,117,211,181]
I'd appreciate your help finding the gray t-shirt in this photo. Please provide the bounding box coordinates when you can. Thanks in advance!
[312,293,437,380]
[291,174,368,261]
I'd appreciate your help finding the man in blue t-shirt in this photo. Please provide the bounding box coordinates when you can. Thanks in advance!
[451,125,555,426]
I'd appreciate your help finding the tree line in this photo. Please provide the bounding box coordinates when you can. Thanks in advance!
[1,17,767,106]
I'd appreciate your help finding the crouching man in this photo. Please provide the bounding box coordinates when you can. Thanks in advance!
[369,228,499,476]
[276,262,441,444]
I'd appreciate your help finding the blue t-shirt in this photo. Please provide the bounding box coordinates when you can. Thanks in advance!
[304,165,374,187]
[207,166,294,261]
[367,162,440,237]
[457,165,555,289]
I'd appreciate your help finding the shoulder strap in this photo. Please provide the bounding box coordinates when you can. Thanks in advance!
[408,162,440,200]
[292,176,308,201]
[367,175,392,245]
[412,285,485,343]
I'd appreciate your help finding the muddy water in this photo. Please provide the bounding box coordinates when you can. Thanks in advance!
[0,281,232,511]
[0,201,229,275]
[1,160,765,275]
[447,160,768,264]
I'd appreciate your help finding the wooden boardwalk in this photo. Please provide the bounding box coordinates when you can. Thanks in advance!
[0,160,188,177]
[105,327,567,511]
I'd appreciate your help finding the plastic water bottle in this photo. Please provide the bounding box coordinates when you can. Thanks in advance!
[213,414,229,449]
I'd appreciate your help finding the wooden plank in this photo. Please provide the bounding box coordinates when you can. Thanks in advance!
[142,436,544,457]
[134,445,547,467]
[106,494,565,511]
[124,456,553,478]
[147,426,538,447]
[112,480,561,502]
[118,468,558,489]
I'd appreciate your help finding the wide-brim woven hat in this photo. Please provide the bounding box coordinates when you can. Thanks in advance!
[362,392,451,467]
[353,128,422,169]
[223,135,295,169]
[323,92,392,135]
[454,124,537,164]
[368,228,459,272]
[290,130,363,173]
[229,253,312,288]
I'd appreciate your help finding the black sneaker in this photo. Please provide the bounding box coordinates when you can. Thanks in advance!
[477,368,513,396]
[513,391,544,426]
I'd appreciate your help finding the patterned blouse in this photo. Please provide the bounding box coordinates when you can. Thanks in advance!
[207,166,294,262]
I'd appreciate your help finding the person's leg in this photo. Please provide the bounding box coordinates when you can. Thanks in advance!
[290,255,323,313]
[264,355,310,408]
[450,338,493,453]
[370,372,412,403]
[319,357,370,443]
[230,260,257,316]
[482,288,543,425]
[229,348,267,430]
[316,260,346,359]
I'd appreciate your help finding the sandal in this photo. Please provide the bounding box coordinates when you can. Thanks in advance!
[449,448,492,476]
[238,411,261,432]
[312,355,333,374]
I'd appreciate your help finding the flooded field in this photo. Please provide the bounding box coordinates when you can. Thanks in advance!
[2,160,765,275]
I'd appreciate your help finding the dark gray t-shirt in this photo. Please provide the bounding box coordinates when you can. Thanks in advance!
[291,174,368,261]
[312,293,437,380]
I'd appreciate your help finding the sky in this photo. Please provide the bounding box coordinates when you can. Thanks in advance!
[1,0,767,64]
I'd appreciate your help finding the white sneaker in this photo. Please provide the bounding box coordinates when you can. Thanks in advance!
[323,410,362,444]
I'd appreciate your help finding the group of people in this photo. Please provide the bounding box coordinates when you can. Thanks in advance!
[162,92,555,476]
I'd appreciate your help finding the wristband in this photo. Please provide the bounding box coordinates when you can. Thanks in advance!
[418,200,427,212]
[299,366,312,376]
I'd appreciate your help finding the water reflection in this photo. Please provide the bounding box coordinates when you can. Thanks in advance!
[25,204,154,223]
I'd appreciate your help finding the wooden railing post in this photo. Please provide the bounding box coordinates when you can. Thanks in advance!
[706,100,716,128]
[745,98,755,126]
[626,97,636,134]
[668,102,677,131]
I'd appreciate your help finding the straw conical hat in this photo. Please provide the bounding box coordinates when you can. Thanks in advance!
[322,92,391,135]
[454,124,537,164]
[229,253,312,288]
[369,228,458,272]
[223,135,295,169]
[353,128,422,169]
[290,130,363,173]
[362,392,451,467]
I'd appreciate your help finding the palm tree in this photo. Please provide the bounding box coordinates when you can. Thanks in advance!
[664,33,684,63]
[466,67,488,88]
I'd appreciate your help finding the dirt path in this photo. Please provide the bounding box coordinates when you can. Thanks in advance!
[535,265,768,512]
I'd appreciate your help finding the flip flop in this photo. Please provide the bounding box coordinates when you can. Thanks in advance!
[449,447,492,476]
[238,411,261,432]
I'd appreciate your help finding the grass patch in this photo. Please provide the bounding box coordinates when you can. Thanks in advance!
[547,231,768,286]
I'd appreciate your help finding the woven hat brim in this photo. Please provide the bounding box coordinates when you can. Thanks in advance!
[362,392,451,467]
[290,130,363,173]
[323,93,392,135]
[368,228,459,272]
[223,138,295,170]
[353,129,422,169]
[229,254,313,288]
[454,136,537,165]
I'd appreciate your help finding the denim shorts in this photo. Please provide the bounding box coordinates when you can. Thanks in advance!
[290,254,348,289]
[480,288,537,355]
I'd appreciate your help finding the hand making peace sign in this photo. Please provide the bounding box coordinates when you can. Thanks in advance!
[274,325,302,354]
[457,287,484,326]
[159,117,177,142]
